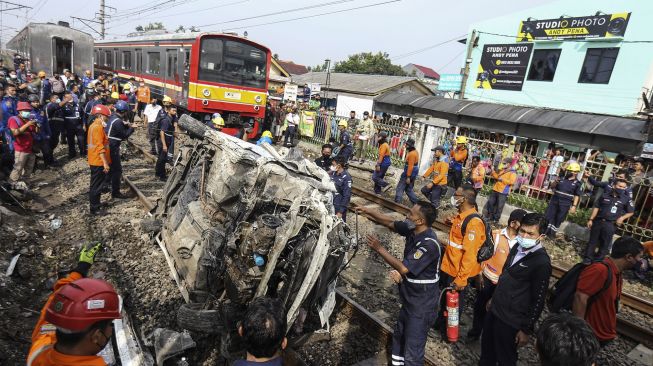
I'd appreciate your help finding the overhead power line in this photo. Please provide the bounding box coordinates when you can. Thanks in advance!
[219,0,402,31]
[391,33,467,60]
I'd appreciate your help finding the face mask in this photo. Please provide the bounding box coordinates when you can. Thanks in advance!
[55,99,61,103]
[151,101,156,105]
[565,172,574,179]
[516,235,539,249]
[9,74,16,79]
[20,111,31,119]
[404,219,416,231]
[614,188,625,195]
[330,165,337,172]
[125,90,130,94]
[140,83,144,87]
[450,196,462,207]
[322,154,331,159]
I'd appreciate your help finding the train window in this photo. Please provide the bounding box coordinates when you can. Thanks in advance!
[94,50,99,67]
[147,52,161,75]
[104,50,112,67]
[199,38,267,89]
[135,50,143,73]
[122,51,132,70]
[167,50,178,79]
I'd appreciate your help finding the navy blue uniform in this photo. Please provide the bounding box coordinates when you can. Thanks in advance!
[45,101,65,152]
[585,181,634,261]
[83,99,101,127]
[105,113,133,196]
[1,96,17,153]
[330,169,352,221]
[63,101,86,157]
[156,114,175,179]
[395,151,419,204]
[392,220,441,366]
[234,358,282,366]
[544,178,583,237]
[337,130,353,162]
[30,107,54,165]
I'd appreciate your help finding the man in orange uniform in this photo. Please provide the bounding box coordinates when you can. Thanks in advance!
[421,146,448,210]
[27,243,121,366]
[136,78,151,119]
[372,131,392,194]
[448,136,468,189]
[395,138,419,204]
[467,208,526,341]
[483,157,517,223]
[470,156,486,194]
[87,104,112,216]
[435,184,486,335]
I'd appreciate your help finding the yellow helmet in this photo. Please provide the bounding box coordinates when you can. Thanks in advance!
[262,130,272,138]
[111,91,120,99]
[162,95,172,103]
[122,84,131,90]
[566,162,581,172]
[338,119,348,128]
[456,136,468,144]
[38,70,46,77]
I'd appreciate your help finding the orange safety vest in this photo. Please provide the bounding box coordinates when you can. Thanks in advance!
[441,207,486,287]
[87,120,111,167]
[27,272,108,366]
[481,228,517,284]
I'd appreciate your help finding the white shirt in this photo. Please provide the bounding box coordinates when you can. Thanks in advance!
[496,228,518,250]
[61,75,69,87]
[144,104,162,123]
[285,113,299,126]
[510,243,542,266]
[548,155,564,175]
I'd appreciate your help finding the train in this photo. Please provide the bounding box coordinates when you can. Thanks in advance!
[7,22,271,139]
[94,32,271,139]
[6,21,94,76]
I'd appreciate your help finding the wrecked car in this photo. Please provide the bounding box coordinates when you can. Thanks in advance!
[153,115,355,353]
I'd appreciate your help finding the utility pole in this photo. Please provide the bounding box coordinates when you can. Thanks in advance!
[459,29,477,100]
[100,0,105,39]
[0,1,33,49]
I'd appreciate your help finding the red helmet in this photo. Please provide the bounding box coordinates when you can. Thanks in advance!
[45,278,121,332]
[17,101,32,111]
[91,104,111,117]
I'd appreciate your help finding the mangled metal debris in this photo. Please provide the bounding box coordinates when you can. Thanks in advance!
[153,115,355,349]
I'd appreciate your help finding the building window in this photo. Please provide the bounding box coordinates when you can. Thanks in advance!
[527,49,561,82]
[578,48,619,84]
[122,51,132,70]
[167,50,178,79]
[147,52,161,74]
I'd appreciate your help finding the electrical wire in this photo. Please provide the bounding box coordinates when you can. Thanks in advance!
[391,33,467,60]
[437,48,465,72]
[220,0,402,31]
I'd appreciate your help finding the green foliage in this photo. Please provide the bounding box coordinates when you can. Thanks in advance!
[135,22,165,32]
[333,52,407,76]
[309,61,329,72]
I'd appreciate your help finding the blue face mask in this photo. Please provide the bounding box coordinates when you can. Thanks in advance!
[516,235,539,249]
[20,111,31,119]
[614,188,625,195]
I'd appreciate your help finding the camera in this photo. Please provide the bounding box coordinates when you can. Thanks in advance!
[607,17,627,36]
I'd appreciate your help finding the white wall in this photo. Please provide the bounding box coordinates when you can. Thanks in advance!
[336,95,374,118]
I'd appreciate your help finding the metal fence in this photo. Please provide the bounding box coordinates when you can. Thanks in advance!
[456,128,653,241]
[297,113,416,168]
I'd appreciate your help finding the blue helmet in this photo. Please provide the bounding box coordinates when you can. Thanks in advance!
[115,100,129,112]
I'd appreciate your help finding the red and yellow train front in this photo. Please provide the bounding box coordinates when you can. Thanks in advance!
[188,34,269,137]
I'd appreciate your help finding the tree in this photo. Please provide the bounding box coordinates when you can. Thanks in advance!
[309,61,329,72]
[175,25,186,33]
[135,22,166,32]
[135,25,144,31]
[188,26,200,32]
[333,52,406,76]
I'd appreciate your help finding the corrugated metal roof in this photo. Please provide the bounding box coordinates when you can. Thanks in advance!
[374,92,649,153]
[291,72,433,96]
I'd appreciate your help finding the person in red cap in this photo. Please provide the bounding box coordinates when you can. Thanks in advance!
[27,243,121,366]
[8,101,38,182]
[87,104,112,215]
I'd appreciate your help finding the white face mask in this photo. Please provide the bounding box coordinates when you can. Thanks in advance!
[450,196,462,207]
[330,165,337,172]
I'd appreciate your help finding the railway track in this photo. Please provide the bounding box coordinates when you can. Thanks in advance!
[350,186,653,347]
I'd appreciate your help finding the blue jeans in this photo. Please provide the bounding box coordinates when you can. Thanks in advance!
[395,173,418,204]
[372,164,390,193]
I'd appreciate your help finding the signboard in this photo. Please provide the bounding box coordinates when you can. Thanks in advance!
[283,83,298,102]
[299,111,317,138]
[475,43,533,91]
[309,83,321,93]
[517,12,631,42]
[438,74,463,92]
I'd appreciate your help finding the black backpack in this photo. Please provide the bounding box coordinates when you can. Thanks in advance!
[461,213,495,263]
[548,261,612,313]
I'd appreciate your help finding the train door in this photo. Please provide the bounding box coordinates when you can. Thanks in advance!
[181,48,191,106]
[166,49,180,103]
[52,37,73,74]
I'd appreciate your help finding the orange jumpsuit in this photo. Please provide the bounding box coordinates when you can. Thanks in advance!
[27,272,108,366]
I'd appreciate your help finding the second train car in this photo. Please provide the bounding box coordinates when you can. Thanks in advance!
[94,32,270,138]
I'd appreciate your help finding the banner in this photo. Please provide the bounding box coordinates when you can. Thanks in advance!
[438,74,463,92]
[283,83,298,102]
[299,110,317,138]
[517,12,631,42]
[475,43,533,91]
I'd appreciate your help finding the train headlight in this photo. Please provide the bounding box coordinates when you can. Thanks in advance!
[255,95,262,104]
[203,88,211,97]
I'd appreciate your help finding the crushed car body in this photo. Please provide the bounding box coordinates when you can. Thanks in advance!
[153,115,355,342]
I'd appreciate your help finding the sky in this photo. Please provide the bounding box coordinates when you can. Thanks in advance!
[1,0,555,74]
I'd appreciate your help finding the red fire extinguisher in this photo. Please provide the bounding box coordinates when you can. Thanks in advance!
[445,288,459,342]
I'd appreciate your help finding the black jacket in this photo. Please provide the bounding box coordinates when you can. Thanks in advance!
[490,245,551,334]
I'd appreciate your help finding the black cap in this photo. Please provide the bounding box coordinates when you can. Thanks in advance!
[431,146,445,153]
[363,111,369,115]
[406,138,415,147]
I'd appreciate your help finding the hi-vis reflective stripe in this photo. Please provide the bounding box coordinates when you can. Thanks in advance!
[27,344,52,366]
[554,190,575,198]
[107,117,122,141]
[405,277,438,284]
[391,354,405,365]
[449,241,463,249]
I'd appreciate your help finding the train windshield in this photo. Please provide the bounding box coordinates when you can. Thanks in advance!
[199,38,268,89]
